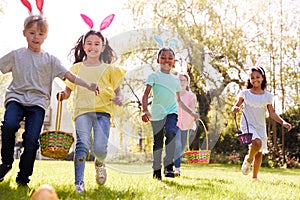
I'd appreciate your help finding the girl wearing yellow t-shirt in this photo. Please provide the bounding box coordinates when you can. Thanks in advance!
[59,30,125,193]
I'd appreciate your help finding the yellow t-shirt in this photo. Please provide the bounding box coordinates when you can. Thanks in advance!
[65,62,126,119]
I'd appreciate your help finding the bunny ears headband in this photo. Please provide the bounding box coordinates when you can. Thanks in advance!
[153,34,178,49]
[80,14,115,45]
[21,0,44,15]
[246,55,265,76]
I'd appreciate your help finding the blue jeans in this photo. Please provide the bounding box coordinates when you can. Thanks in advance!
[74,112,110,185]
[151,114,178,171]
[174,129,188,168]
[1,101,45,183]
[174,129,197,168]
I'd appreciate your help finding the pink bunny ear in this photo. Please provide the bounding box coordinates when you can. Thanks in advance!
[255,55,265,68]
[100,14,115,31]
[246,55,253,68]
[36,0,44,13]
[21,0,32,13]
[80,14,94,29]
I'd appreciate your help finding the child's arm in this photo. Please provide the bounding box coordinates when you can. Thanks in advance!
[232,97,244,113]
[177,92,199,120]
[141,85,152,122]
[64,71,99,95]
[267,104,292,131]
[110,87,123,106]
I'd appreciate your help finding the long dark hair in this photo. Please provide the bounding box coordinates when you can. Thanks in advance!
[245,67,267,90]
[70,30,117,64]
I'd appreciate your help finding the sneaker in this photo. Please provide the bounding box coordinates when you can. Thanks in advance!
[95,163,107,185]
[0,164,12,182]
[174,169,181,177]
[75,181,85,193]
[16,180,28,188]
[241,155,251,175]
[164,164,175,178]
[153,169,162,180]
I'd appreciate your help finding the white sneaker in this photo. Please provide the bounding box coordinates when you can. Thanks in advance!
[241,155,251,175]
[95,163,107,185]
[174,168,181,177]
[75,181,84,193]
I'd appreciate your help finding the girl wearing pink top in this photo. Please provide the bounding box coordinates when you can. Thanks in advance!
[174,74,197,176]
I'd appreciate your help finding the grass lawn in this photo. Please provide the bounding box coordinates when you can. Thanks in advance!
[0,160,299,200]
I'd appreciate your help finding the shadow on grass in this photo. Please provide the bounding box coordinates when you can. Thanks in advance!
[56,184,142,200]
[161,176,233,191]
[0,181,31,200]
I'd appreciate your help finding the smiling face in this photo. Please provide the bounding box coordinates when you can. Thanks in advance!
[157,49,176,74]
[249,70,264,89]
[83,34,105,59]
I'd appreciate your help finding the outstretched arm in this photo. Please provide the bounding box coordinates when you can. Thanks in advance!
[267,104,292,131]
[64,71,99,95]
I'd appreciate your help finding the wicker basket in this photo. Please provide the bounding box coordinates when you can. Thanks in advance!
[39,95,74,159]
[234,111,253,145]
[184,119,211,164]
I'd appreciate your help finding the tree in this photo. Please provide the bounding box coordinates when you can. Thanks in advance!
[124,0,300,164]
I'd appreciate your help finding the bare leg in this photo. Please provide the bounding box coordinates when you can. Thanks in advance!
[252,152,262,178]
[247,138,262,163]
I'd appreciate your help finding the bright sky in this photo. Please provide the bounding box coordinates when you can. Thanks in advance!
[0,0,133,66]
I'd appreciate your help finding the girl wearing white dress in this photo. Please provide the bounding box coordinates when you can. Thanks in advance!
[232,56,292,181]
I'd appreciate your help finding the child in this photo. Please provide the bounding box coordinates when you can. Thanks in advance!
[141,47,199,180]
[232,56,292,181]
[0,13,99,187]
[174,73,197,176]
[59,28,125,193]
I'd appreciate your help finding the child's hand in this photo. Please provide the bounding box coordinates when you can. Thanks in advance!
[192,112,200,121]
[142,111,151,123]
[111,95,123,106]
[232,106,240,113]
[88,82,100,95]
[283,121,292,131]
[56,91,68,101]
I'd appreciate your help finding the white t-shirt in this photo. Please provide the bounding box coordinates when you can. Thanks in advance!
[0,47,68,110]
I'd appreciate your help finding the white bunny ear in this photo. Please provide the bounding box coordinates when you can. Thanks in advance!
[246,55,253,68]
[255,55,265,68]
[168,38,178,48]
[154,35,164,47]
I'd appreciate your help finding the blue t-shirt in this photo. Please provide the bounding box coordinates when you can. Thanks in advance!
[145,71,181,121]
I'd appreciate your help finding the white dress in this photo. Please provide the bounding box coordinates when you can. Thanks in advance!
[238,89,273,154]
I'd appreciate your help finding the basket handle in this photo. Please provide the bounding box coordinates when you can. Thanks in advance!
[233,111,250,134]
[55,93,63,131]
[233,113,242,135]
[242,111,250,134]
[187,118,209,151]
